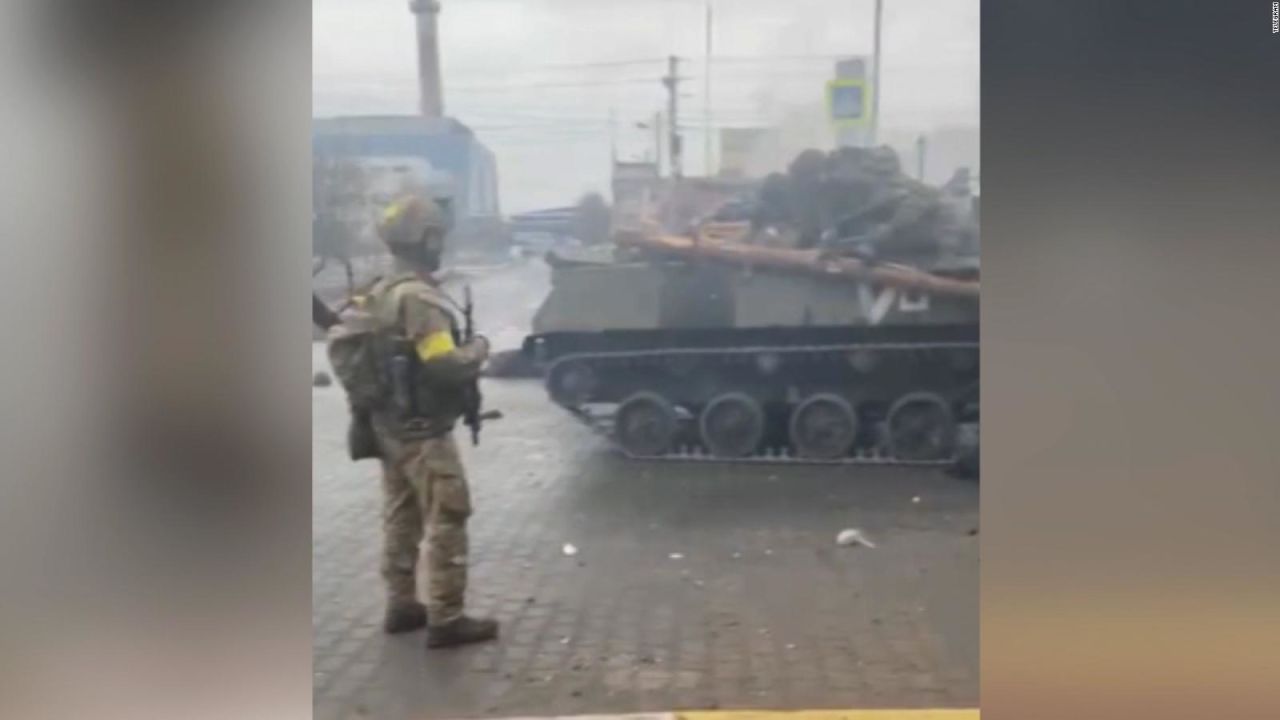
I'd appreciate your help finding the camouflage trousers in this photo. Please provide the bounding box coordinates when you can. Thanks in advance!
[375,427,472,626]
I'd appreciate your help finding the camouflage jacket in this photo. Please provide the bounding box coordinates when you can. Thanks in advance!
[363,269,487,436]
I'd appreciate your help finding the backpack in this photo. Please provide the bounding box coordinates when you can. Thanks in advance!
[324,275,418,411]
[325,306,388,412]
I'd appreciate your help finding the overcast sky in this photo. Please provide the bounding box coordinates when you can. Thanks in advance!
[313,0,979,213]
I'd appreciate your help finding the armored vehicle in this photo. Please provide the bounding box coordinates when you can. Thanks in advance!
[521,231,979,464]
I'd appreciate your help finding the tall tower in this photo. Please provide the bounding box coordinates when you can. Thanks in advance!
[409,0,444,118]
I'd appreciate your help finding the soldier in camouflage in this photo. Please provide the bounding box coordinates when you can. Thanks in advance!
[820,145,965,265]
[362,194,499,648]
[786,148,831,249]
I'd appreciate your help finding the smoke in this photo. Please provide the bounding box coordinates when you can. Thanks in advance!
[726,85,978,186]
[879,124,980,186]
[723,91,835,177]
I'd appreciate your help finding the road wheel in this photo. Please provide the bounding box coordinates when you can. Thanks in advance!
[615,392,678,457]
[886,392,957,461]
[547,359,597,407]
[699,392,765,458]
[789,393,858,460]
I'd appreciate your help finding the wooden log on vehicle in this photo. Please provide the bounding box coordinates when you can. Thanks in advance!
[695,221,752,244]
[615,230,980,299]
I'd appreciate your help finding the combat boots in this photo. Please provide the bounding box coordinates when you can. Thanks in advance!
[383,601,428,634]
[426,616,499,648]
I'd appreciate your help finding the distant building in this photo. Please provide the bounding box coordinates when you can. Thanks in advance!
[611,161,661,228]
[718,128,782,179]
[610,159,763,233]
[509,207,577,238]
[312,115,502,249]
[879,124,979,187]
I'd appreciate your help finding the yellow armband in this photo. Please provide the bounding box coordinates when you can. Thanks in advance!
[416,331,456,362]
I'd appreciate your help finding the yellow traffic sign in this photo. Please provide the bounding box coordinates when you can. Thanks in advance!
[827,78,872,127]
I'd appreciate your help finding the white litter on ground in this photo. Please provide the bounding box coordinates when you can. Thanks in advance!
[836,528,877,549]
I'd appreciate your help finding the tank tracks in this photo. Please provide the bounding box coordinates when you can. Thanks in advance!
[544,341,979,466]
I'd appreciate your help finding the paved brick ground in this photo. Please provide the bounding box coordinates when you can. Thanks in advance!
[312,264,979,720]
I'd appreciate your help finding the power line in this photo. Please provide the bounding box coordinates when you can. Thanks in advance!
[452,77,669,92]
[663,56,683,178]
[677,123,775,131]
[464,118,615,127]
[321,76,674,93]
[315,61,670,91]
[456,57,668,73]
[469,114,780,130]
[685,54,850,64]
[314,57,667,83]
[470,123,612,132]
[457,109,623,121]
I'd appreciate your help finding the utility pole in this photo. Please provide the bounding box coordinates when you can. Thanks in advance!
[870,0,883,145]
[609,107,618,164]
[705,1,714,177]
[654,111,664,176]
[916,134,927,180]
[662,56,683,179]
[637,113,665,175]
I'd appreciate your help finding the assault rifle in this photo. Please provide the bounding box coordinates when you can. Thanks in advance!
[312,255,350,330]
[460,284,502,445]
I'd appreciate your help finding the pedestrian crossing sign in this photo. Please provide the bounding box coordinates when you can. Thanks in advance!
[827,78,870,127]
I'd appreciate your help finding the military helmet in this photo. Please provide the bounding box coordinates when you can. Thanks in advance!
[376,194,447,248]
[827,146,872,179]
[787,148,827,180]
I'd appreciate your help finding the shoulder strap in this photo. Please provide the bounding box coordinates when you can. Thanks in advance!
[365,274,417,331]
[389,278,455,312]
[377,275,462,336]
